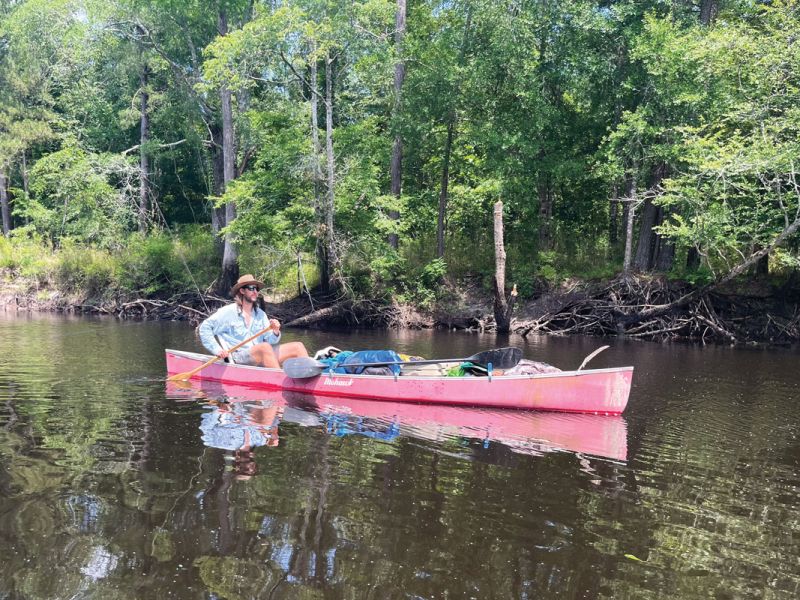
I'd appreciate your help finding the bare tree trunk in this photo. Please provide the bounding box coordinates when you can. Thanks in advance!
[537,179,554,251]
[699,0,719,26]
[217,8,239,296]
[622,173,637,276]
[436,119,455,259]
[686,246,701,271]
[755,251,769,278]
[653,206,675,271]
[0,170,10,235]
[309,55,329,291]
[388,0,407,250]
[633,198,658,271]
[138,55,151,233]
[321,51,338,291]
[21,152,29,200]
[609,43,626,257]
[209,124,225,258]
[493,201,516,333]
[609,183,619,249]
[633,163,668,271]
[436,9,471,260]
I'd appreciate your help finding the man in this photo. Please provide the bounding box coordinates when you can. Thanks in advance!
[199,274,309,368]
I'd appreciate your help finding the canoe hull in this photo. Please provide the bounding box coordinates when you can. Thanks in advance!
[165,349,632,414]
[167,381,629,461]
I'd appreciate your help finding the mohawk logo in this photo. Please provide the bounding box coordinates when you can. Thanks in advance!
[323,378,354,387]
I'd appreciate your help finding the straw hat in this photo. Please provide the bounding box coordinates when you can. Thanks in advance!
[230,274,264,297]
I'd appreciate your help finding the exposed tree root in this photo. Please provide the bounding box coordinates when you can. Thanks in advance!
[5,273,797,345]
[512,275,799,344]
[284,303,355,328]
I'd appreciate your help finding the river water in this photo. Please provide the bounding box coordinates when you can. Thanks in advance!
[0,311,798,599]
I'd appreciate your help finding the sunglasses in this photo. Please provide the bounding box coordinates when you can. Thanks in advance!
[242,285,259,292]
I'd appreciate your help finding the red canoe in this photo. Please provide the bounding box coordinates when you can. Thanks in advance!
[165,349,633,415]
[166,381,628,461]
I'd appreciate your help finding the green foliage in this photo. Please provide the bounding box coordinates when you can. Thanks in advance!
[116,228,218,296]
[649,2,800,277]
[52,240,116,297]
[394,258,447,309]
[536,251,560,287]
[0,232,56,281]
[0,228,218,298]
[21,142,137,247]
[2,0,799,309]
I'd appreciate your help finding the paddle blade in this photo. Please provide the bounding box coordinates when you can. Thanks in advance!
[167,372,190,382]
[283,357,328,379]
[470,347,523,369]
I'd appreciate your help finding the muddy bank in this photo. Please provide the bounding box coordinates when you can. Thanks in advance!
[3,274,799,345]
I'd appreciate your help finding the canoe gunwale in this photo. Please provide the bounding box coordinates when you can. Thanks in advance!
[165,349,633,381]
[165,348,633,414]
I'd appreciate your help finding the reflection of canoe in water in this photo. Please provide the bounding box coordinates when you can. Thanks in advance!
[165,349,633,415]
[166,380,628,461]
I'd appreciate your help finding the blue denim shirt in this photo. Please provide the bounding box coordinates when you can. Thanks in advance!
[198,303,281,355]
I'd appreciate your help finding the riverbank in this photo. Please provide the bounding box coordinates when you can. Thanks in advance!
[3,270,799,345]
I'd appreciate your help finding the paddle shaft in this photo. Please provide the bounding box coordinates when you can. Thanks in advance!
[577,345,609,371]
[328,347,520,370]
[332,357,485,369]
[167,324,274,381]
[283,347,522,379]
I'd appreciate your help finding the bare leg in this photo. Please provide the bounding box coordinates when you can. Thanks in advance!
[249,341,309,368]
[273,342,309,365]
[249,343,280,368]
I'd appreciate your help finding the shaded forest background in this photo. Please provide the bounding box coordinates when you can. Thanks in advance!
[1,0,800,337]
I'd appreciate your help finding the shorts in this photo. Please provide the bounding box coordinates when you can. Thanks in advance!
[228,344,280,366]
[230,348,257,365]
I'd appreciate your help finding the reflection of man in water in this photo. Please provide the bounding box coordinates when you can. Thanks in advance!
[200,400,282,480]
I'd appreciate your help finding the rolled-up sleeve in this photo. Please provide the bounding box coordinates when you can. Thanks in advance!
[198,310,224,354]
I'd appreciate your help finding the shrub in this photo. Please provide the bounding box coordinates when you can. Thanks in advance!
[53,241,116,297]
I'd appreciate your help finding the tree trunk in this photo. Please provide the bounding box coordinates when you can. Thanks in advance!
[217,8,239,296]
[0,170,10,235]
[633,163,668,271]
[493,201,516,333]
[633,198,658,271]
[322,51,338,291]
[609,183,619,249]
[21,152,29,200]
[388,0,407,250]
[699,0,719,26]
[653,206,675,271]
[309,54,329,291]
[209,124,225,258]
[686,246,701,271]
[138,56,151,233]
[622,174,637,276]
[537,179,554,251]
[621,184,630,262]
[436,119,455,259]
[436,10,471,260]
[755,251,769,278]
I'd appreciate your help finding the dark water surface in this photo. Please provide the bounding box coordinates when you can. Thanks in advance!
[1,311,799,599]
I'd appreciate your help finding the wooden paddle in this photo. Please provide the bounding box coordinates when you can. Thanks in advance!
[283,347,523,379]
[167,324,275,382]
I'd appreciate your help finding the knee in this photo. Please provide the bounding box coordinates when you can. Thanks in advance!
[254,342,276,357]
[252,343,278,366]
